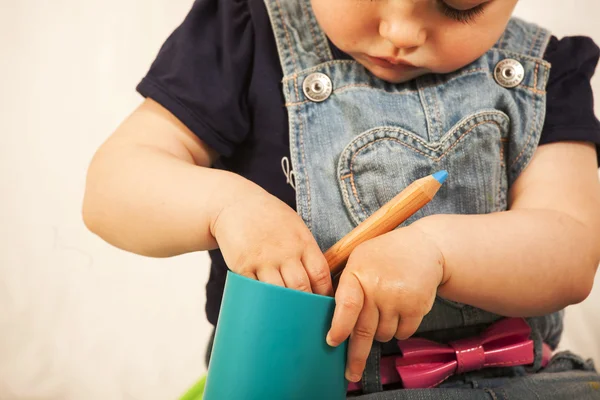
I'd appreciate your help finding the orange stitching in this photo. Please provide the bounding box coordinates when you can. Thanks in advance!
[354,137,429,161]
[298,0,321,60]
[494,49,551,66]
[274,0,298,74]
[528,25,541,57]
[285,100,311,107]
[297,106,311,230]
[348,121,504,173]
[286,81,436,105]
[339,175,357,225]
[365,112,506,151]
[286,91,526,111]
[432,90,442,141]
[442,121,502,160]
[422,112,504,151]
[282,64,489,85]
[518,85,546,95]
[334,83,419,96]
[533,63,539,91]
[349,173,368,216]
[418,68,488,89]
[340,173,352,180]
[510,90,540,169]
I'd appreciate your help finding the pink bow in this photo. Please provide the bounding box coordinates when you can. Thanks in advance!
[348,318,551,391]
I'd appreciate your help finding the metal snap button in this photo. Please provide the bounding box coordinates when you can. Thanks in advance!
[302,72,332,102]
[494,59,524,88]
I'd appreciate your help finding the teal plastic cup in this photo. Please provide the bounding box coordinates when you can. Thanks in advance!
[203,271,348,400]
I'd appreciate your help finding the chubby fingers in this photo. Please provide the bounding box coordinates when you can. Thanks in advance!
[302,242,334,296]
[327,272,363,346]
[395,316,423,340]
[280,259,313,293]
[256,268,285,287]
[279,241,334,295]
[327,272,378,382]
[375,312,400,343]
[346,301,379,382]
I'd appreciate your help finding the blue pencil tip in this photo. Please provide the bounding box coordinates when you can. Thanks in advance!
[432,170,448,184]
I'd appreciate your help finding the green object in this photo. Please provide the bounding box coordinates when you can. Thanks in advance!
[179,374,206,400]
[203,271,348,400]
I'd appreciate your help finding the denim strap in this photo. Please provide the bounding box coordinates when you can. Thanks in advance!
[262,0,333,76]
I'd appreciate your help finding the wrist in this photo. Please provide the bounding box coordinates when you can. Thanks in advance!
[208,173,268,240]
[410,215,450,287]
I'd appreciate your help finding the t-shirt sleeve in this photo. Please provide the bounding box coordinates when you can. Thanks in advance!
[540,35,600,165]
[136,0,254,157]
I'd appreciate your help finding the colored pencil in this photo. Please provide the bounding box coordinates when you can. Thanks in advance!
[325,171,448,276]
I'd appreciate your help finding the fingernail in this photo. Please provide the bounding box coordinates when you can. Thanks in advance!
[346,371,361,382]
[326,333,336,347]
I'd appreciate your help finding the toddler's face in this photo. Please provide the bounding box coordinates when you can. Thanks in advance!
[311,0,518,83]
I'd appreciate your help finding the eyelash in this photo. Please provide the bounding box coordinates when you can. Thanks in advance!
[437,1,486,24]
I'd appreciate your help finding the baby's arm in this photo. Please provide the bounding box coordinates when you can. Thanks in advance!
[416,142,600,316]
[83,98,255,256]
[328,142,600,382]
[83,99,332,295]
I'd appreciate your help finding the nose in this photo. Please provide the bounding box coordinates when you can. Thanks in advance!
[379,16,426,51]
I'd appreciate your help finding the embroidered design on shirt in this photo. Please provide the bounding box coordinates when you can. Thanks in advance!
[281,157,296,190]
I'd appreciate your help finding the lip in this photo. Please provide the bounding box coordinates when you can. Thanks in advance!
[366,55,418,69]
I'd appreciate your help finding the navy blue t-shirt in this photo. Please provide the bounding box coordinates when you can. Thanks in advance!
[136,0,600,326]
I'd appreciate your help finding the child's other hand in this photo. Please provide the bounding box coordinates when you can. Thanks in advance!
[326,224,446,383]
[211,189,333,296]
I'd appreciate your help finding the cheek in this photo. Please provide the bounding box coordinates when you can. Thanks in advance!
[430,27,505,73]
[311,1,343,38]
[435,41,488,72]
[311,0,374,50]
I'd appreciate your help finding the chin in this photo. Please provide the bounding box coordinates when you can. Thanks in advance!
[365,65,427,84]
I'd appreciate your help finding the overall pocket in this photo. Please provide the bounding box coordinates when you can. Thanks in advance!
[337,110,511,227]
[336,110,511,327]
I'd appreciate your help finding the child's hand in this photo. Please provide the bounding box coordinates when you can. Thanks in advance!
[326,224,446,382]
[211,189,333,296]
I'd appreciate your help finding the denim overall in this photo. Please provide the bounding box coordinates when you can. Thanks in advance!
[259,0,600,398]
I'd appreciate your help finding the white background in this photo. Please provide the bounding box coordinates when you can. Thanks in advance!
[1,1,599,399]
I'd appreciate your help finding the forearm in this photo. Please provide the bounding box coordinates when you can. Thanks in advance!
[82,143,263,257]
[415,210,600,316]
